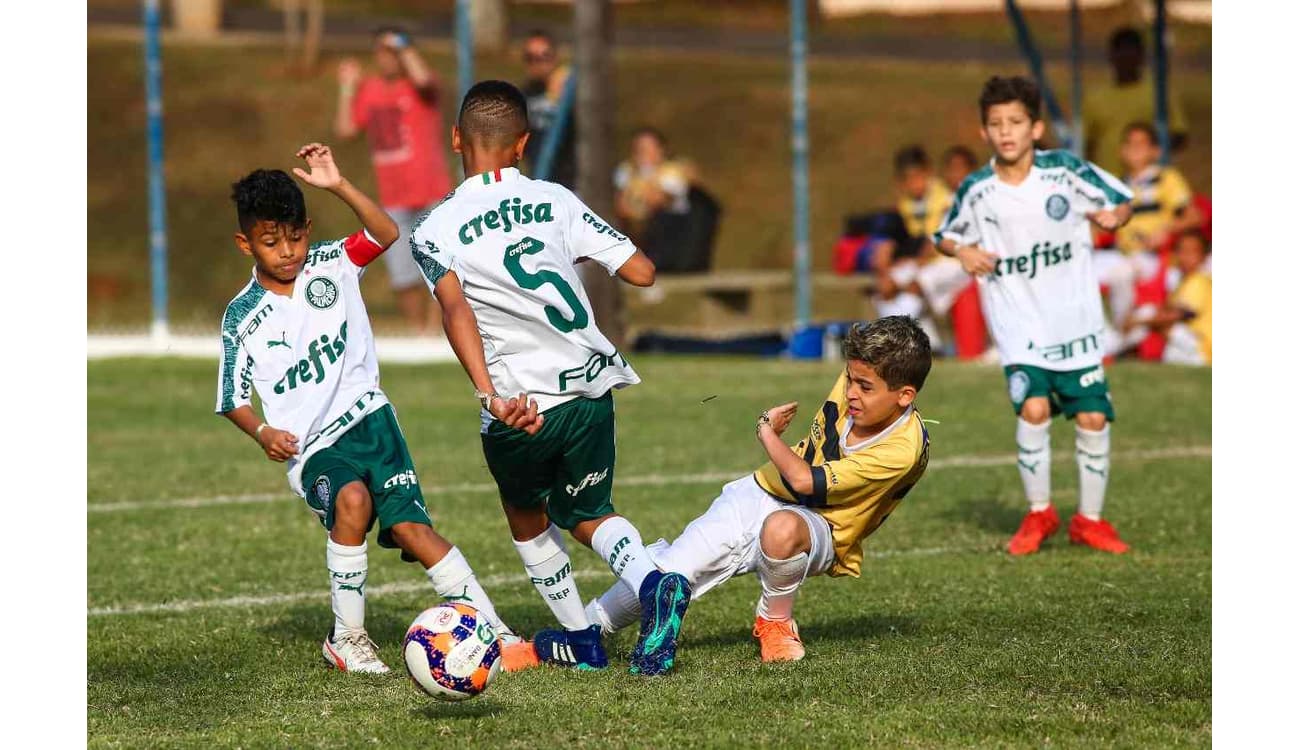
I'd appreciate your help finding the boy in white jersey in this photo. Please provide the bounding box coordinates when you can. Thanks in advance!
[409,81,692,676]
[581,317,931,663]
[216,144,518,675]
[934,76,1134,555]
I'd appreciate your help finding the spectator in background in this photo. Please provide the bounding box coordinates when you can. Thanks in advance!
[893,144,951,242]
[1096,122,1202,348]
[335,26,450,335]
[614,128,719,273]
[520,30,577,189]
[1123,230,1211,366]
[940,145,979,194]
[1083,27,1189,178]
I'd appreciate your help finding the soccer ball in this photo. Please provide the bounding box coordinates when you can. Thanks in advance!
[402,603,502,701]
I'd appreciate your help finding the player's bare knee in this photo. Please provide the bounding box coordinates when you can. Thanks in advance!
[1076,411,1107,431]
[334,483,372,519]
[388,521,430,547]
[760,511,811,559]
[1020,398,1051,424]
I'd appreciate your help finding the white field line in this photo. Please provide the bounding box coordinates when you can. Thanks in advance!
[87,545,989,619]
[88,444,1211,514]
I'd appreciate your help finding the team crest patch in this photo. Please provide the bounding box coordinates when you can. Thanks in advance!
[314,476,332,509]
[1008,370,1031,405]
[1045,194,1069,221]
[305,277,339,310]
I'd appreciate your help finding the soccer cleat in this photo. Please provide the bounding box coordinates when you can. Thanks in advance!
[531,625,609,670]
[1068,514,1130,554]
[628,570,692,676]
[321,627,390,674]
[499,640,542,672]
[1007,505,1061,555]
[753,616,805,663]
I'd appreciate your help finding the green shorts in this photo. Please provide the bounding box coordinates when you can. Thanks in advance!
[1004,364,1115,422]
[301,404,431,548]
[481,392,616,531]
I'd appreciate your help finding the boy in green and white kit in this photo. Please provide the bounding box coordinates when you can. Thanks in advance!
[935,77,1134,555]
[410,81,692,676]
[216,143,517,674]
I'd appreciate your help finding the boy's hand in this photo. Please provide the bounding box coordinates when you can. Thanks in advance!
[293,143,344,190]
[956,245,998,276]
[762,402,799,436]
[1087,209,1122,232]
[257,426,300,462]
[491,393,545,436]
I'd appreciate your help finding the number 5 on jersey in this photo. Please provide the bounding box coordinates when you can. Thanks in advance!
[504,236,589,333]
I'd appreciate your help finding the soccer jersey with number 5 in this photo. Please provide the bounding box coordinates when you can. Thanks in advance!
[934,150,1132,371]
[410,167,640,412]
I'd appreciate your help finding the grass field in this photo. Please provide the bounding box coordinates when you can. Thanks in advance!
[87,356,1211,747]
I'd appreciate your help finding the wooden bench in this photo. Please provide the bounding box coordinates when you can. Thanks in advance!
[625,270,877,340]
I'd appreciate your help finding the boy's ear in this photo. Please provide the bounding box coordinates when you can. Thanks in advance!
[234,232,253,257]
[514,131,531,163]
[451,126,462,154]
[1031,119,1046,142]
[303,217,313,236]
[896,385,917,408]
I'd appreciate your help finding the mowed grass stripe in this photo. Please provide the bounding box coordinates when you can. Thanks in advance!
[87,545,990,618]
[86,444,1211,513]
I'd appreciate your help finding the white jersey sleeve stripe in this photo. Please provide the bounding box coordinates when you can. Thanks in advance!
[215,284,267,414]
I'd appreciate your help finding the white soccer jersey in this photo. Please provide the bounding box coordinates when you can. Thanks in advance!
[410,167,640,413]
[215,230,390,496]
[934,150,1133,370]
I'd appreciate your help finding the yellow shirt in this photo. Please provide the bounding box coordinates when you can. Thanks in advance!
[1170,271,1211,363]
[1083,78,1189,177]
[897,178,953,241]
[753,372,930,577]
[1115,165,1193,254]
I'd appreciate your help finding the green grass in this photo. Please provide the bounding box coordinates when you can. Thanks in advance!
[88,357,1211,747]
[87,35,1211,331]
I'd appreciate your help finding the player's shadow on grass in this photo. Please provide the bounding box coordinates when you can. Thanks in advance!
[684,613,920,649]
[939,494,1029,534]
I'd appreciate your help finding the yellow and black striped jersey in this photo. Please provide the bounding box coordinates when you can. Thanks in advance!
[753,372,930,577]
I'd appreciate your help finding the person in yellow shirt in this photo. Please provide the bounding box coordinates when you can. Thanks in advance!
[1123,230,1211,365]
[1083,27,1190,178]
[583,317,932,663]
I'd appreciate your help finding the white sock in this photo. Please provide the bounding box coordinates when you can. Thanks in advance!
[1016,418,1052,511]
[586,579,642,634]
[326,538,367,636]
[590,516,657,597]
[1076,424,1111,520]
[514,524,589,631]
[756,550,809,621]
[425,546,513,639]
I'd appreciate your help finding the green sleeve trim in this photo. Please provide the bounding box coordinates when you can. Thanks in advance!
[1034,150,1130,206]
[218,284,266,413]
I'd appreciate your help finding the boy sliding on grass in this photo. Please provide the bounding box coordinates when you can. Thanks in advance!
[409,81,692,675]
[216,144,524,673]
[934,76,1134,554]
[582,317,931,663]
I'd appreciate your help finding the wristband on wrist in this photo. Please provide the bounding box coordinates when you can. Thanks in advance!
[756,411,772,436]
[476,390,500,411]
[255,423,270,439]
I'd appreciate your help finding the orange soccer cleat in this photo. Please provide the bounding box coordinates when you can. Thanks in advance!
[753,616,805,663]
[1068,514,1130,554]
[1007,505,1061,556]
[499,640,542,672]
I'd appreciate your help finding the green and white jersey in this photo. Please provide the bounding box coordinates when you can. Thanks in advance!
[410,167,640,414]
[934,150,1132,371]
[215,230,390,497]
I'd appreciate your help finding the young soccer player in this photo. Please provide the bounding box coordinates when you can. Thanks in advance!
[935,76,1134,555]
[580,317,931,663]
[409,81,692,675]
[216,144,517,674]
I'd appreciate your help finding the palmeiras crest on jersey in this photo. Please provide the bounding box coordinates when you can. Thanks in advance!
[314,475,332,509]
[1008,370,1031,405]
[306,277,339,310]
[1045,194,1069,221]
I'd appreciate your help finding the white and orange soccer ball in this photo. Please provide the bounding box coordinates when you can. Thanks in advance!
[402,603,502,701]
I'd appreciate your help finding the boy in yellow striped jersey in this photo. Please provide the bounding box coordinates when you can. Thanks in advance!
[583,317,932,663]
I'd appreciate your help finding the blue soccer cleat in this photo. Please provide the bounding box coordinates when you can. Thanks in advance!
[532,624,609,670]
[629,570,691,676]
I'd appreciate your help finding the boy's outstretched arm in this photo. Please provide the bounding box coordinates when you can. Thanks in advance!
[433,272,545,435]
[292,143,400,249]
[756,401,815,495]
[221,405,299,462]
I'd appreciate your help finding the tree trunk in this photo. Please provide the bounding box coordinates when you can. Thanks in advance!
[301,0,324,72]
[573,0,625,348]
[472,0,510,55]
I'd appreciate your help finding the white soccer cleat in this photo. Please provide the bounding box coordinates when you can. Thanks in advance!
[322,627,391,674]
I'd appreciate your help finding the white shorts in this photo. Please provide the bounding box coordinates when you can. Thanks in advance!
[648,476,836,600]
[384,205,433,290]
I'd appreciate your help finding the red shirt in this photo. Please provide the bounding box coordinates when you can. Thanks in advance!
[350,76,450,210]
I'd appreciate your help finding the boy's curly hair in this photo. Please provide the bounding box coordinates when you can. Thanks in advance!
[231,169,306,234]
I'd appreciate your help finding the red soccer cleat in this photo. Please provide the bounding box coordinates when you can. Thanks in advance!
[1068,514,1130,554]
[1007,505,1061,555]
[500,640,541,672]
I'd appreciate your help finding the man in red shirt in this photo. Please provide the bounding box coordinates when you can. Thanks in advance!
[335,26,451,334]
